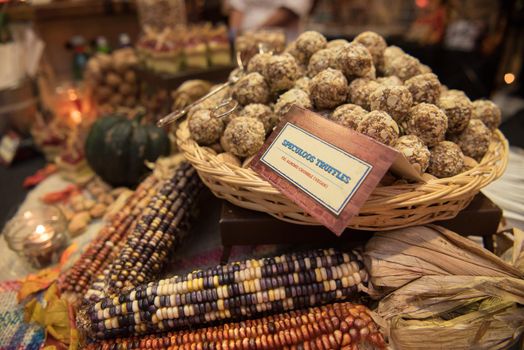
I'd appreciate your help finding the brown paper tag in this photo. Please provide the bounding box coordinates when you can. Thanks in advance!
[250,106,402,235]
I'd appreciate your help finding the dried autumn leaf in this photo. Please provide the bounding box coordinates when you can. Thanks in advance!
[18,268,60,302]
[24,297,45,324]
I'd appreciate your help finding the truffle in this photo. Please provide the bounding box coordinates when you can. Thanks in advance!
[247,52,272,76]
[385,54,423,81]
[326,39,349,49]
[393,135,430,174]
[357,110,399,146]
[221,117,265,157]
[295,31,327,61]
[354,31,387,66]
[216,152,242,167]
[307,48,337,77]
[330,104,368,130]
[405,73,441,104]
[369,85,413,122]
[405,103,448,146]
[336,42,374,79]
[437,90,472,134]
[377,76,403,87]
[427,141,464,178]
[294,76,311,93]
[471,100,501,131]
[449,119,491,161]
[284,41,308,66]
[264,53,301,93]
[232,72,270,105]
[274,88,312,118]
[188,109,224,145]
[310,68,348,109]
[238,103,278,134]
[420,64,432,74]
[378,45,404,75]
[348,78,380,110]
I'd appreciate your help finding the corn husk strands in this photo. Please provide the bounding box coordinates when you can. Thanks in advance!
[388,299,524,350]
[364,225,523,298]
[364,225,524,350]
[377,275,524,320]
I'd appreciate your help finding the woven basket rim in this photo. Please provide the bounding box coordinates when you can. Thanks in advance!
[177,121,507,200]
[176,120,508,230]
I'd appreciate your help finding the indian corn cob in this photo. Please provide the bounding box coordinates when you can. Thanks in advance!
[59,174,160,297]
[80,249,369,340]
[102,162,202,295]
[85,302,385,350]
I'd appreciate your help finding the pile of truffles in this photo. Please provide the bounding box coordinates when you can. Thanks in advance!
[188,30,501,179]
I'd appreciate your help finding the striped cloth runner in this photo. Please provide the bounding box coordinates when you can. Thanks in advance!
[0,280,44,350]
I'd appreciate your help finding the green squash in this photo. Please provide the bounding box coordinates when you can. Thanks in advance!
[85,113,170,186]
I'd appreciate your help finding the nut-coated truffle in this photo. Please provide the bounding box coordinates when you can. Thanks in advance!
[471,99,501,131]
[393,135,430,174]
[405,73,441,104]
[232,72,270,105]
[238,103,278,134]
[369,85,413,122]
[264,53,301,93]
[188,109,224,145]
[310,68,348,109]
[357,110,399,146]
[348,78,380,110]
[427,141,464,178]
[247,52,272,76]
[405,103,448,146]
[274,88,312,118]
[221,117,265,157]
[284,41,308,66]
[385,53,423,81]
[354,31,387,66]
[378,45,404,75]
[326,39,349,49]
[449,119,491,161]
[294,76,311,93]
[307,48,337,77]
[336,42,374,79]
[438,90,472,134]
[330,103,368,130]
[295,30,327,61]
[377,76,403,87]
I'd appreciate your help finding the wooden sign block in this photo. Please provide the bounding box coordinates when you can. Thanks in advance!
[251,106,400,235]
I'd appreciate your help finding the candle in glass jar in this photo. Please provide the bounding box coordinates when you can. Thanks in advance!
[23,224,63,269]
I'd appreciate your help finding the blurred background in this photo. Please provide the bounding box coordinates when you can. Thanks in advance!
[0,0,523,226]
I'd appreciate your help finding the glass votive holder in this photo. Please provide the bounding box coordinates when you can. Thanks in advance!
[4,206,69,269]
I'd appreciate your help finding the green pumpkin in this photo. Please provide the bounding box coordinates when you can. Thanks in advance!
[85,113,170,186]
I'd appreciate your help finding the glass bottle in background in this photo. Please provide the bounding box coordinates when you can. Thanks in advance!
[95,36,111,54]
[70,35,89,81]
[118,33,132,48]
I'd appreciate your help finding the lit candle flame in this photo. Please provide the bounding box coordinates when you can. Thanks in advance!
[32,224,53,243]
[70,110,82,124]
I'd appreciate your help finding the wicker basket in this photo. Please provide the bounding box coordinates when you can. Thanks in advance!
[177,121,508,230]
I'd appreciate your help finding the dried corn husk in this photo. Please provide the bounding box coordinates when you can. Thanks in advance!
[389,299,524,350]
[378,275,524,319]
[365,225,524,350]
[364,225,523,297]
